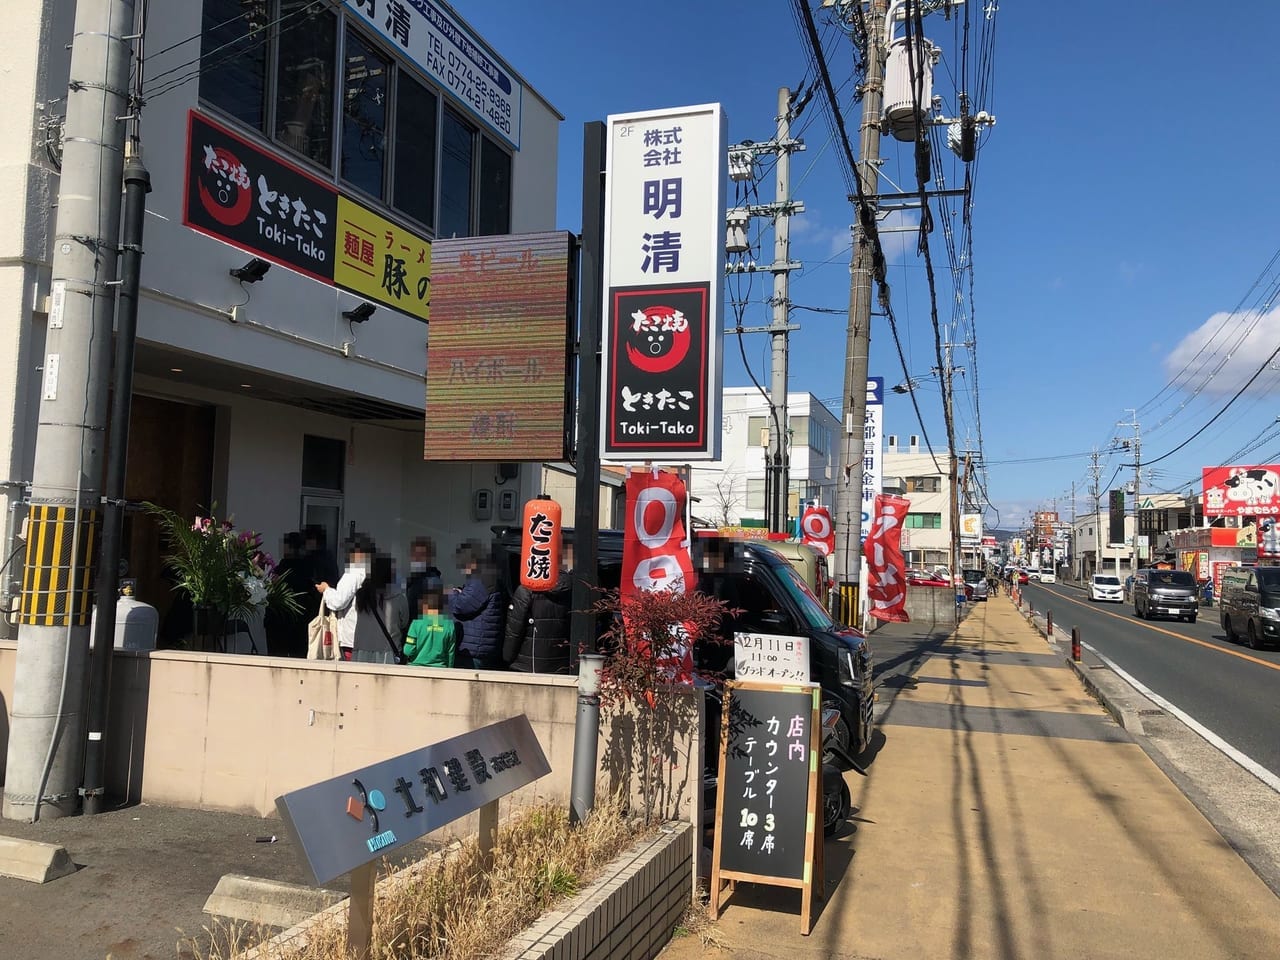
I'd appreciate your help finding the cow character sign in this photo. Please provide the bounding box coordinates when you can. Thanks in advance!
[1202,465,1280,518]
[863,494,910,623]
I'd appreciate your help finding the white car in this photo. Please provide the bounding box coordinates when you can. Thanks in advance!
[1089,574,1124,602]
[1027,570,1042,582]
[1039,569,1057,584]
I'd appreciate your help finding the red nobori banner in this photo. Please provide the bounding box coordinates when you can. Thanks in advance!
[863,494,911,623]
[1202,465,1280,517]
[800,505,835,558]
[622,471,694,599]
[622,470,696,684]
[425,232,574,461]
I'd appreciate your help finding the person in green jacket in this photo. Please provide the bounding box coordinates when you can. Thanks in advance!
[403,589,457,668]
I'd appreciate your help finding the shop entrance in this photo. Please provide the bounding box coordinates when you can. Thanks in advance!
[122,394,215,644]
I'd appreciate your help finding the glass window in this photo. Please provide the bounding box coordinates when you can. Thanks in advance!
[275,0,336,168]
[905,512,942,529]
[774,561,836,632]
[302,435,345,491]
[393,73,438,229]
[747,416,768,446]
[790,416,809,448]
[438,108,475,238]
[906,476,940,493]
[199,0,269,130]
[478,137,512,236]
[745,479,765,511]
[341,29,389,198]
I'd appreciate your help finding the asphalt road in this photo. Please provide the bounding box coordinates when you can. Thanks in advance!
[1020,579,1280,780]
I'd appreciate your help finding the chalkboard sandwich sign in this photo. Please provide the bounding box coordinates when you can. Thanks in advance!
[709,679,824,935]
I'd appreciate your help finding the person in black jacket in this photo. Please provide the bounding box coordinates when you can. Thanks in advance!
[404,535,443,620]
[503,543,576,674]
[448,540,507,669]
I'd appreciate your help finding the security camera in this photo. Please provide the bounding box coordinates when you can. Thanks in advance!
[229,257,271,284]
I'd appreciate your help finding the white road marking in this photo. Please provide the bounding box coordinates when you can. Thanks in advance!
[1080,639,1280,794]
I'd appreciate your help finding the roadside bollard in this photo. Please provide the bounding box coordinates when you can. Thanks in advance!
[1071,626,1082,662]
[1047,610,1054,639]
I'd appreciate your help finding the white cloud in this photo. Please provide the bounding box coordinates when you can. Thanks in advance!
[1162,306,1280,396]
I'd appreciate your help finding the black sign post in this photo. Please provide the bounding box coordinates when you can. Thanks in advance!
[709,680,823,935]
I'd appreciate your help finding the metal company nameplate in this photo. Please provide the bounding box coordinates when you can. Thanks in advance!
[276,715,550,885]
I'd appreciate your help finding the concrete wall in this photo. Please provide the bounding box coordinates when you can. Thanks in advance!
[902,584,959,626]
[0,641,703,827]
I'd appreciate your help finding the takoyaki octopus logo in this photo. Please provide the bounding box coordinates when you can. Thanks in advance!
[197,143,253,227]
[625,305,691,374]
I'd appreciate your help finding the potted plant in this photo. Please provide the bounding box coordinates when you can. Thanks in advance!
[147,504,303,651]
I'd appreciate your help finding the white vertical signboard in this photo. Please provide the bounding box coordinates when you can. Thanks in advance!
[860,377,884,542]
[601,103,727,461]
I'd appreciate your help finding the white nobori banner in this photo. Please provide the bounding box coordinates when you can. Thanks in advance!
[601,103,727,461]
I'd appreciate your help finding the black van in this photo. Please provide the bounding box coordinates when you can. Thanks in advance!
[1131,567,1198,622]
[1219,565,1280,649]
[491,529,876,756]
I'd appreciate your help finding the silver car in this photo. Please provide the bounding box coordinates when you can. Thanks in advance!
[962,570,989,601]
[1088,574,1123,603]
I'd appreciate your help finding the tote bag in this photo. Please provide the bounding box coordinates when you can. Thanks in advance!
[307,597,340,660]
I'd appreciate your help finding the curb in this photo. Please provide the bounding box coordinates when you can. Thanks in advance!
[1017,601,1152,737]
[0,836,76,884]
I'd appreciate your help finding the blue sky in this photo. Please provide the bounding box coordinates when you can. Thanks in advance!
[458,1,1280,532]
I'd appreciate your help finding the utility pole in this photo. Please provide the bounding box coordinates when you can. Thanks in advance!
[766,86,802,535]
[766,87,792,534]
[1088,447,1102,578]
[4,0,136,822]
[834,0,888,624]
[727,94,804,534]
[1118,410,1142,574]
[1070,479,1076,580]
[944,339,962,583]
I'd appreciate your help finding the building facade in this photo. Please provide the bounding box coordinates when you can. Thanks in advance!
[1,1,561,636]
[882,439,955,571]
[686,388,840,528]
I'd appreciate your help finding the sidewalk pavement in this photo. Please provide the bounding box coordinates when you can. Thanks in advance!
[663,595,1280,960]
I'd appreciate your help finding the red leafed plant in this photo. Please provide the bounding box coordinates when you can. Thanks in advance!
[591,585,731,823]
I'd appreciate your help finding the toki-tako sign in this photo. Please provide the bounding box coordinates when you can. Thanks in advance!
[601,104,727,461]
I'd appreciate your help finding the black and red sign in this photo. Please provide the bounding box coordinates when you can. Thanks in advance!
[184,110,338,284]
[603,283,711,456]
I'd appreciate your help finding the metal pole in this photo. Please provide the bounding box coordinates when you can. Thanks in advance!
[570,653,604,824]
[570,122,606,658]
[83,146,149,816]
[834,0,887,624]
[4,0,135,822]
[767,87,793,535]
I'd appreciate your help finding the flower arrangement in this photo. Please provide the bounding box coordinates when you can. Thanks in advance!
[146,504,303,622]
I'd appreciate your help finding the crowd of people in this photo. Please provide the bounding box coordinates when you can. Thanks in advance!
[271,530,578,675]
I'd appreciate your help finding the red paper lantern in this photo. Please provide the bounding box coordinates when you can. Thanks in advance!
[519,497,562,592]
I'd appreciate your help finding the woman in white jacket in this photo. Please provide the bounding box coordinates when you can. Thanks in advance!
[317,538,372,660]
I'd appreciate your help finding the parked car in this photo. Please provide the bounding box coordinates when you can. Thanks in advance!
[491,528,877,756]
[1219,565,1280,649]
[1132,568,1198,622]
[1088,574,1124,603]
[962,568,989,601]
[907,568,949,587]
